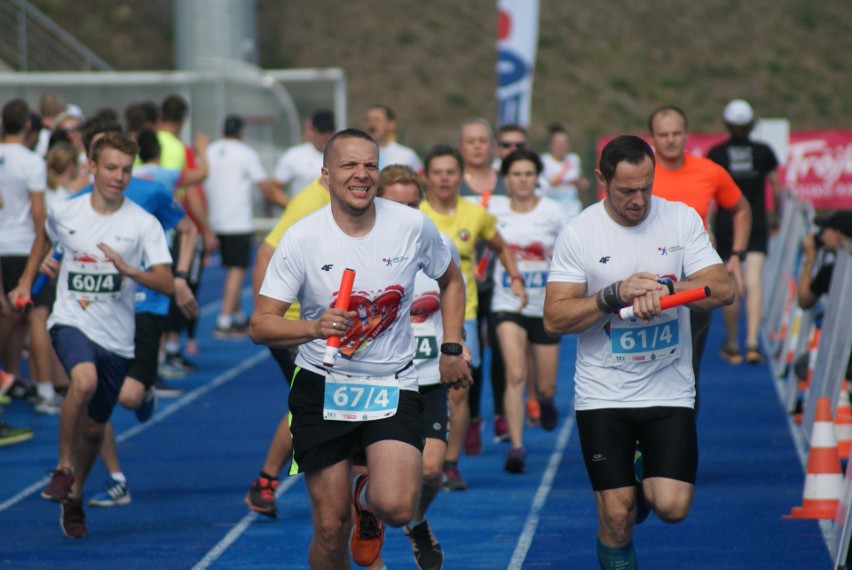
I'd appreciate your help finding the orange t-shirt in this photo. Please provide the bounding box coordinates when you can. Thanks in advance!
[652,153,742,227]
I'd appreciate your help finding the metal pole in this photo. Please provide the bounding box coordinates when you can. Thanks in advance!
[17,0,28,71]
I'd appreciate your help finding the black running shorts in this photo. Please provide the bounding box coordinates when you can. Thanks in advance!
[575,406,697,491]
[216,233,253,268]
[287,366,425,475]
[126,313,167,389]
[492,311,561,345]
[420,383,449,442]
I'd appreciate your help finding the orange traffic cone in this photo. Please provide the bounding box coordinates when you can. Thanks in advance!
[786,397,844,519]
[836,381,852,460]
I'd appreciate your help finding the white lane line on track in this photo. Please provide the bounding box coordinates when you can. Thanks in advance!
[508,413,576,570]
[191,474,303,570]
[0,287,256,514]
[0,348,271,514]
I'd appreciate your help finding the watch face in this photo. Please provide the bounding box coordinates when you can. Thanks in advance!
[441,343,463,355]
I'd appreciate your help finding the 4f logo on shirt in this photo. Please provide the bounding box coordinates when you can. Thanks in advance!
[321,264,334,272]
[599,256,611,264]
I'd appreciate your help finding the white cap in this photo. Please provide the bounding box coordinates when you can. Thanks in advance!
[723,99,754,126]
[65,103,85,120]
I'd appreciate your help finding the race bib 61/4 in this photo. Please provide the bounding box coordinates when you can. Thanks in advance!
[609,311,679,363]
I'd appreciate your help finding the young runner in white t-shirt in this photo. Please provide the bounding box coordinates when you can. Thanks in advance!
[9,131,174,540]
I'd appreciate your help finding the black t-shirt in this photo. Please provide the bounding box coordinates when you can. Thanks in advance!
[810,263,833,298]
[708,137,779,255]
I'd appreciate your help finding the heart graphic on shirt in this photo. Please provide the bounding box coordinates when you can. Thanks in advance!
[410,290,440,324]
[334,285,404,359]
[511,241,548,261]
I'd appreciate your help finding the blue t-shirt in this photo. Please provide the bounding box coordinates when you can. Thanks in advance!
[133,164,183,193]
[77,177,185,315]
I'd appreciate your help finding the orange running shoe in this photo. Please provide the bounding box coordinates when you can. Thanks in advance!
[526,397,541,426]
[350,474,384,566]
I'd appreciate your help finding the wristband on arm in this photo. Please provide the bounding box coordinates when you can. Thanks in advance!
[595,280,626,313]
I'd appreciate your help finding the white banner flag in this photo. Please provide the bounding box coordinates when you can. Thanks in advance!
[497,0,539,127]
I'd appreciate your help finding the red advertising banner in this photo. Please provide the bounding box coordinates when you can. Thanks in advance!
[596,130,852,210]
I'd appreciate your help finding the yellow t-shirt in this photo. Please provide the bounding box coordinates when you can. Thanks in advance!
[264,177,330,320]
[420,196,497,320]
[157,130,188,198]
[157,131,187,170]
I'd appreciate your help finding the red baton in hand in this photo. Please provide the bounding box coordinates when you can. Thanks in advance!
[618,286,710,320]
[322,268,356,367]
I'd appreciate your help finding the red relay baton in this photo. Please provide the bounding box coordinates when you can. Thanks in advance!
[322,268,356,367]
[618,286,710,320]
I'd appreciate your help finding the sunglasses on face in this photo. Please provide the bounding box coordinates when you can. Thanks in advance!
[498,141,526,149]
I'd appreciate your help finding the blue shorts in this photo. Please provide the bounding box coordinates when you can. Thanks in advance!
[50,325,130,424]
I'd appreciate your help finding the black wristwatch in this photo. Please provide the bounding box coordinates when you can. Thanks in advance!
[657,278,675,296]
[175,270,190,280]
[440,342,464,356]
[731,250,746,262]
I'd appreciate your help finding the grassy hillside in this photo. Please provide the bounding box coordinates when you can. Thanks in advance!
[30,0,852,161]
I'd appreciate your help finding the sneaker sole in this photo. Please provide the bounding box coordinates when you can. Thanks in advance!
[244,495,278,518]
[88,495,131,507]
[42,492,66,502]
[59,508,87,538]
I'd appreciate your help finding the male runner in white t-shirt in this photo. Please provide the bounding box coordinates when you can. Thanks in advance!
[250,129,470,569]
[9,131,174,539]
[543,135,735,569]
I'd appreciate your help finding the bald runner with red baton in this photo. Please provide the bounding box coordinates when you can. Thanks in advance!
[250,129,469,569]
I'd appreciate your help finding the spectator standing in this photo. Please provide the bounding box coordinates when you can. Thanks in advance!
[541,123,588,220]
[270,109,336,206]
[364,104,423,172]
[707,99,780,365]
[0,99,55,413]
[204,115,277,338]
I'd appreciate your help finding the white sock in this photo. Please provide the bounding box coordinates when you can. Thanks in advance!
[164,339,181,354]
[217,314,232,329]
[110,472,127,484]
[358,481,369,509]
[37,382,56,399]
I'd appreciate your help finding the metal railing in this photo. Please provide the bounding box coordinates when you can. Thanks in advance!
[0,0,112,71]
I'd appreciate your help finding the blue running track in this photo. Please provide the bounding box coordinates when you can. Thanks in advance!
[0,254,835,568]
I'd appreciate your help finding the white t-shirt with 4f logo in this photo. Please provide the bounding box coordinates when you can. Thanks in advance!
[548,197,722,411]
[260,198,452,390]
[46,195,172,358]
